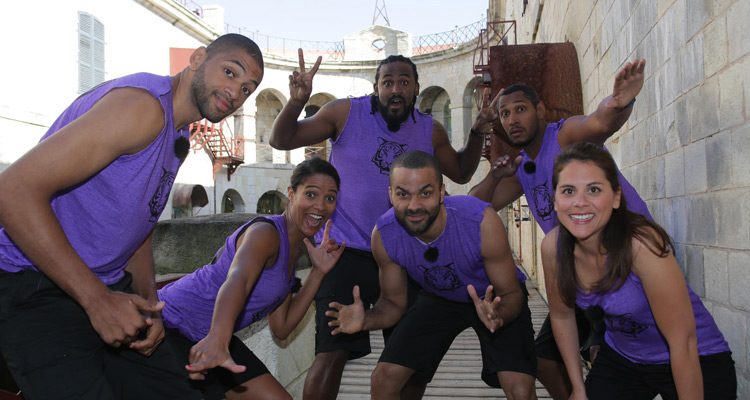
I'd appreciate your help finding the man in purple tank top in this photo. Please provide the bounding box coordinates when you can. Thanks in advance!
[469,59,648,400]
[327,151,537,399]
[270,50,503,399]
[0,34,264,399]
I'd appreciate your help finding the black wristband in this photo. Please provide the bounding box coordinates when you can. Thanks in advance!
[618,97,636,110]
[470,128,485,137]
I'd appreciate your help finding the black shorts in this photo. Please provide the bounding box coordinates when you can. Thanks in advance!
[534,305,597,362]
[585,343,736,400]
[379,287,537,388]
[165,328,270,400]
[0,270,201,400]
[314,247,418,360]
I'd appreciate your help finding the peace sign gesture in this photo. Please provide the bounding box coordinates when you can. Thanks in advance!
[288,48,322,108]
[471,87,503,136]
[304,219,345,275]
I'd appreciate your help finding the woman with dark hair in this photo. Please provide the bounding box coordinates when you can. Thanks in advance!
[542,142,735,400]
[158,157,345,400]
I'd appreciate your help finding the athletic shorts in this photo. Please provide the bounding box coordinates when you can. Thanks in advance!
[379,286,537,388]
[534,305,598,362]
[0,269,201,400]
[313,247,417,360]
[165,328,270,400]
[585,343,736,400]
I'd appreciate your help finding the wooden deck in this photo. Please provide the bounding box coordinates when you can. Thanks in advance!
[337,281,560,399]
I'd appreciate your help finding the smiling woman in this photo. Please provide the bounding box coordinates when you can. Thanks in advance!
[542,142,736,400]
[157,157,346,400]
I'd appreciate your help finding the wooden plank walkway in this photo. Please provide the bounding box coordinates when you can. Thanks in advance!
[337,280,563,399]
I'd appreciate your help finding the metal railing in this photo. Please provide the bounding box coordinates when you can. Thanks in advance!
[175,0,203,17]
[412,17,487,55]
[173,1,487,60]
[225,24,346,61]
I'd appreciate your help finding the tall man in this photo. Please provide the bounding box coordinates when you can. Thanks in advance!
[469,59,650,399]
[270,50,500,399]
[327,150,537,400]
[0,34,264,399]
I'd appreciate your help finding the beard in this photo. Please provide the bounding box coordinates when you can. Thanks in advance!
[395,202,441,235]
[377,95,414,132]
[507,116,541,149]
[190,64,232,123]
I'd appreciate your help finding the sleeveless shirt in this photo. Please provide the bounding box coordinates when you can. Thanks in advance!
[0,73,187,285]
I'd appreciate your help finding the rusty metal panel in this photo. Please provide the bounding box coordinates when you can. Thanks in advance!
[486,42,583,162]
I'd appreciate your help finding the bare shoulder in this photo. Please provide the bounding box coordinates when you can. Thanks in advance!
[541,227,560,255]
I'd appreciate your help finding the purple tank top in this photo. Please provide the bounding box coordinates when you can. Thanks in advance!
[576,272,730,364]
[319,96,434,251]
[0,73,187,285]
[516,119,653,234]
[377,196,522,302]
[159,215,295,342]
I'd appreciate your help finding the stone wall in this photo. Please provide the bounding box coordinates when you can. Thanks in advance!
[499,0,750,394]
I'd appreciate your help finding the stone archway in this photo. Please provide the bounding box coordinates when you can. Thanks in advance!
[172,183,209,218]
[221,189,245,213]
[257,190,288,215]
[418,86,452,141]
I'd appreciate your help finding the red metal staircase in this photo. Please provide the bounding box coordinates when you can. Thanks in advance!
[189,119,245,180]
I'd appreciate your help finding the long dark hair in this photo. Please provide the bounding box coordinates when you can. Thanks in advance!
[552,142,673,306]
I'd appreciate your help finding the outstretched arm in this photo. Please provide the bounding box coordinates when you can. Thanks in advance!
[435,88,502,184]
[268,220,345,340]
[468,155,524,210]
[633,235,702,399]
[326,228,408,334]
[559,59,646,147]
[0,88,171,348]
[471,207,523,332]
[186,222,279,380]
[269,49,347,150]
[541,230,588,400]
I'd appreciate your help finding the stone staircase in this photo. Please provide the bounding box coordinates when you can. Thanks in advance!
[337,281,562,399]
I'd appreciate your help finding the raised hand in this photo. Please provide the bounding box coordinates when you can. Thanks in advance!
[489,154,523,180]
[325,286,366,335]
[304,219,345,275]
[467,284,504,333]
[288,48,322,108]
[472,87,504,135]
[606,58,646,109]
[86,291,164,348]
[186,333,246,380]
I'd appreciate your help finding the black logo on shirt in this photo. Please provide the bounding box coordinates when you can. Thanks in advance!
[371,137,408,175]
[149,168,176,222]
[606,313,648,338]
[531,181,553,221]
[419,263,463,292]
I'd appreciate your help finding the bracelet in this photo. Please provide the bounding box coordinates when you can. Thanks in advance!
[470,128,485,137]
[618,97,636,110]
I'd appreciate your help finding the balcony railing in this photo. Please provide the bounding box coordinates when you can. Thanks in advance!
[412,18,487,55]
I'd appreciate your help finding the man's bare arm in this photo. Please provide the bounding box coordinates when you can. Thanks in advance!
[0,88,169,346]
[269,49,346,150]
[559,59,646,147]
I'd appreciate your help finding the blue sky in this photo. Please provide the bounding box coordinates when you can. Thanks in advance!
[195,0,490,42]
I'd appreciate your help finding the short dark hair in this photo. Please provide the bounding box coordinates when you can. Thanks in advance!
[290,157,341,191]
[390,150,442,187]
[502,84,540,107]
[206,33,264,73]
